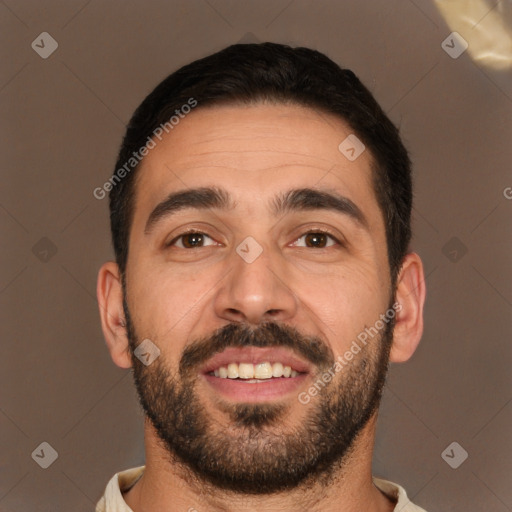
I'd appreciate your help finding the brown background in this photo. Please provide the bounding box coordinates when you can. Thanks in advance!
[1,1,511,510]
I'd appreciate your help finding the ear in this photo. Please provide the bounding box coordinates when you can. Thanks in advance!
[389,252,426,363]
[97,262,132,369]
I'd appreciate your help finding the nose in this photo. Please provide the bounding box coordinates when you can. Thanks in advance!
[213,241,298,326]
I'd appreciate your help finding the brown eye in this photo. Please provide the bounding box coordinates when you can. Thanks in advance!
[182,233,205,248]
[293,231,338,249]
[305,233,329,248]
[169,232,215,249]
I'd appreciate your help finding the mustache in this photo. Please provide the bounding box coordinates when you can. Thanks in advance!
[179,321,334,376]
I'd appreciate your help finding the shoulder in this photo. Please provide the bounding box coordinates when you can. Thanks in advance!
[96,465,145,512]
[373,477,429,512]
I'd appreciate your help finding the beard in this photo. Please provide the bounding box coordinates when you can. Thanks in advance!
[123,296,394,494]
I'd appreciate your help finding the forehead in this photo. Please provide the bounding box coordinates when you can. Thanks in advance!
[131,103,381,228]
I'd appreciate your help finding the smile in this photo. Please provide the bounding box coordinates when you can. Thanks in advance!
[210,361,300,379]
[201,347,311,401]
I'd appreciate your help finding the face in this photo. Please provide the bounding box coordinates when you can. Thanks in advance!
[123,103,394,492]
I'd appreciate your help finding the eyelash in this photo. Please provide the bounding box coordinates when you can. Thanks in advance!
[166,229,342,249]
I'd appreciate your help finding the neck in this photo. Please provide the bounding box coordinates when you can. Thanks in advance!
[123,414,395,512]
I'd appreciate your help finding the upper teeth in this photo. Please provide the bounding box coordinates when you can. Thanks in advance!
[212,362,299,379]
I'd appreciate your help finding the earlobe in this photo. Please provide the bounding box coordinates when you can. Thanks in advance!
[389,253,426,363]
[96,262,133,369]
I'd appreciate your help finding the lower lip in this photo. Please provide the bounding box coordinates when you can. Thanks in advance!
[202,373,308,402]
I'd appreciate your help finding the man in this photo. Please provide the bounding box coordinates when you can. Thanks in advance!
[96,42,427,511]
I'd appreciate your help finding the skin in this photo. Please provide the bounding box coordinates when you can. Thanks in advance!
[97,103,426,512]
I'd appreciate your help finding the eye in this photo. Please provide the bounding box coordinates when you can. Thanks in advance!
[167,231,217,249]
[292,230,340,249]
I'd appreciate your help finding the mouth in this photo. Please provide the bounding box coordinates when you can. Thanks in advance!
[200,347,311,402]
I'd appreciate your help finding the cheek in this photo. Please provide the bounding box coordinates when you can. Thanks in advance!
[296,264,389,350]
[127,262,217,356]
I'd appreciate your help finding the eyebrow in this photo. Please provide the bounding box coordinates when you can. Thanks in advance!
[271,188,368,228]
[144,187,232,234]
[144,186,368,234]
